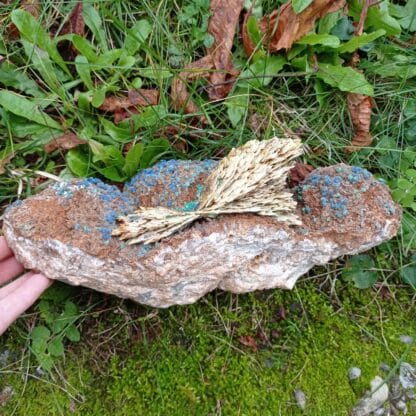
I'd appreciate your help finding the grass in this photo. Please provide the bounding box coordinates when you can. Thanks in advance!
[1,0,416,414]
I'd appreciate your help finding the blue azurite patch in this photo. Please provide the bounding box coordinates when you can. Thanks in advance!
[124,159,217,209]
[298,164,375,220]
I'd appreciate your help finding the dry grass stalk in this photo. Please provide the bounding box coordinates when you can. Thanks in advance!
[112,137,303,245]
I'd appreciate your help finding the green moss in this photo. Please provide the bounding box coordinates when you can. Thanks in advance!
[1,284,415,415]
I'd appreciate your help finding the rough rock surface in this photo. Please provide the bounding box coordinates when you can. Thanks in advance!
[2,161,401,308]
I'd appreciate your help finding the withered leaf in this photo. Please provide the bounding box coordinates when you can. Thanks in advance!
[170,55,213,119]
[289,163,315,187]
[44,133,87,153]
[206,0,244,100]
[238,335,258,353]
[346,93,373,153]
[61,2,84,36]
[259,0,346,52]
[100,89,160,113]
[0,152,15,175]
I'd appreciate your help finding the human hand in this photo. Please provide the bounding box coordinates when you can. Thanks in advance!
[0,236,53,335]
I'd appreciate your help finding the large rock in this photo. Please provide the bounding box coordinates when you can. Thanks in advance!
[2,161,401,307]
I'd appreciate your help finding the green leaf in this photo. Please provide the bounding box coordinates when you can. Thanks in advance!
[66,148,90,177]
[123,143,144,177]
[348,0,401,36]
[37,300,55,325]
[48,338,65,357]
[75,55,93,90]
[124,19,152,55]
[226,88,249,127]
[297,33,340,47]
[392,0,416,31]
[316,63,374,95]
[330,16,355,40]
[95,165,126,182]
[318,11,343,34]
[31,326,50,353]
[246,15,263,46]
[11,10,70,75]
[240,55,286,88]
[0,91,63,130]
[83,4,108,52]
[336,29,386,53]
[0,61,44,97]
[100,118,133,143]
[138,67,172,79]
[140,139,170,169]
[64,300,79,317]
[292,0,313,14]
[342,254,378,289]
[401,254,416,288]
[65,325,81,342]
[91,88,106,108]
[70,35,98,62]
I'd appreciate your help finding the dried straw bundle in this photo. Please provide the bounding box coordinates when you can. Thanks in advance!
[112,137,303,244]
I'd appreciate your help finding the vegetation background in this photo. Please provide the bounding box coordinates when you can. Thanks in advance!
[0,0,415,414]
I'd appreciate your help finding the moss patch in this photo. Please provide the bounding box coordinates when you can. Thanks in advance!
[1,283,415,415]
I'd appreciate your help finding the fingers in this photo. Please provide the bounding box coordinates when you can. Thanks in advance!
[0,272,35,301]
[0,273,53,336]
[0,256,25,286]
[0,236,14,262]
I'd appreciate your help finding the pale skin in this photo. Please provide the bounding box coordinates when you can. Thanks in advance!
[0,236,53,336]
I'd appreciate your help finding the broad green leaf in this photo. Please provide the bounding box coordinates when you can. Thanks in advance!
[226,88,249,127]
[0,91,63,130]
[318,11,343,34]
[401,254,416,288]
[21,40,65,95]
[95,165,126,182]
[292,0,313,14]
[314,79,328,107]
[93,49,123,69]
[391,0,416,31]
[297,33,340,47]
[140,138,170,169]
[65,325,81,342]
[348,0,401,36]
[36,300,55,325]
[100,118,133,142]
[342,254,378,288]
[330,16,355,40]
[246,15,263,46]
[240,55,286,88]
[31,326,50,353]
[0,61,44,97]
[69,34,98,62]
[75,55,93,90]
[66,148,90,177]
[131,105,168,129]
[316,63,374,95]
[336,29,386,53]
[83,4,108,52]
[64,300,78,316]
[124,19,152,55]
[123,143,144,177]
[91,88,106,108]
[48,338,65,357]
[11,10,70,75]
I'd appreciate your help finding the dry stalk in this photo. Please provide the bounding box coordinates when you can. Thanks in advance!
[112,137,303,244]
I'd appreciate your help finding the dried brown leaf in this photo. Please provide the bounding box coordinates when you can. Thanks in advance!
[288,163,314,187]
[259,0,346,52]
[238,335,258,352]
[61,2,84,36]
[170,56,213,120]
[0,152,15,175]
[44,133,87,153]
[345,93,373,153]
[100,89,160,113]
[206,0,244,100]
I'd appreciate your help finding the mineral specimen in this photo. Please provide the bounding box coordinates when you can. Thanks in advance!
[2,161,401,307]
